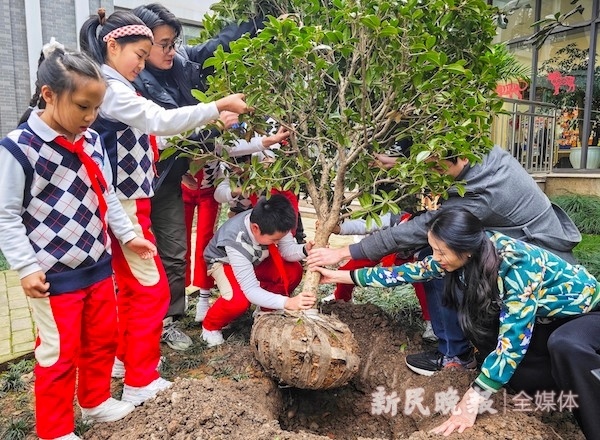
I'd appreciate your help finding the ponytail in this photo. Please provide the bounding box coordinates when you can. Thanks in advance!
[79,9,153,64]
[18,38,69,126]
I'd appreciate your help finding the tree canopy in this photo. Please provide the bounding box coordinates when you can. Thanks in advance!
[172,0,516,243]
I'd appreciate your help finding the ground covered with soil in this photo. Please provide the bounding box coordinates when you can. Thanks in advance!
[0,301,585,440]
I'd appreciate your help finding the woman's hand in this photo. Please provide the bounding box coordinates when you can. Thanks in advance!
[430,387,481,436]
[21,271,50,298]
[125,237,158,260]
[310,266,353,285]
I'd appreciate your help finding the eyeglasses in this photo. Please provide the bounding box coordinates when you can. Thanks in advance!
[153,38,182,54]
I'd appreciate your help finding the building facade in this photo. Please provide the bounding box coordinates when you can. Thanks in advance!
[492,0,600,171]
[0,0,214,135]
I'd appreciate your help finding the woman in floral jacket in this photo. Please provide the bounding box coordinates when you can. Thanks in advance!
[312,206,600,439]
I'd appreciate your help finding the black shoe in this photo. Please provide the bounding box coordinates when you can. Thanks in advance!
[405,349,476,377]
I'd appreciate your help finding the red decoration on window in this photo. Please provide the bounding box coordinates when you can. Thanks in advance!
[495,80,528,99]
[547,71,576,95]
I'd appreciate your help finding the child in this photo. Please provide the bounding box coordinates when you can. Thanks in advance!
[202,194,316,346]
[187,114,291,323]
[0,48,157,440]
[79,9,250,404]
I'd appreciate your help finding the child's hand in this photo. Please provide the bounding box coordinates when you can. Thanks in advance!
[262,125,290,148]
[284,291,317,311]
[216,93,252,115]
[21,271,50,298]
[125,237,157,260]
[219,111,240,131]
[304,241,315,253]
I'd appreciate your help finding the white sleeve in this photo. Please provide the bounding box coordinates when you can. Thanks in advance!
[339,213,393,235]
[101,80,219,136]
[0,148,42,278]
[214,174,236,203]
[223,135,267,157]
[276,233,306,261]
[226,246,288,310]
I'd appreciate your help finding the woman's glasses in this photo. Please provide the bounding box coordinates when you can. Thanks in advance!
[153,38,182,54]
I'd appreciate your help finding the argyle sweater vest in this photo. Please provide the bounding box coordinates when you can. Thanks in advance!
[204,211,267,269]
[92,116,154,200]
[1,126,113,294]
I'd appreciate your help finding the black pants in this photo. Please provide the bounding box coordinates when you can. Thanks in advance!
[506,311,600,440]
[150,180,187,320]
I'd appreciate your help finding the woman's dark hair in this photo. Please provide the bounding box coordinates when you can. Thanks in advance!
[428,206,502,350]
[18,48,104,125]
[79,9,152,64]
[132,3,182,38]
[250,194,297,235]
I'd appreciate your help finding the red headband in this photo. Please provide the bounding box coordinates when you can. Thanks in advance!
[102,25,154,43]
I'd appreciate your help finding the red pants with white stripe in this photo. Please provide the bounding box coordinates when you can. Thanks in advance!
[203,256,303,331]
[110,198,170,387]
[30,276,117,439]
[182,184,219,289]
[334,255,430,320]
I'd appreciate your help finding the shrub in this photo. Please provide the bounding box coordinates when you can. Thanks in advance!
[551,194,600,235]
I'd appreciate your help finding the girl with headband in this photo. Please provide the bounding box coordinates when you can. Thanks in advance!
[79,9,250,407]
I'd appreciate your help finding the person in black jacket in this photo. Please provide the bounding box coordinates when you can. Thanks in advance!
[131,3,264,351]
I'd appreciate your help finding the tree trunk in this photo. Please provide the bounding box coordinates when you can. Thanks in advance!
[301,219,334,295]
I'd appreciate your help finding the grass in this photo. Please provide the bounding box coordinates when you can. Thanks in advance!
[0,360,35,394]
[575,234,600,278]
[0,251,8,271]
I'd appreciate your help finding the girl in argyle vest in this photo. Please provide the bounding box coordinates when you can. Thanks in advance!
[79,9,250,405]
[0,48,157,440]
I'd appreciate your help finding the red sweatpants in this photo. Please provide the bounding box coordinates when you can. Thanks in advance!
[203,256,303,331]
[110,198,170,388]
[334,255,430,320]
[30,276,117,439]
[182,184,219,289]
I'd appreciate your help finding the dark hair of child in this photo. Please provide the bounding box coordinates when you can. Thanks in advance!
[79,8,153,64]
[250,194,297,235]
[18,48,104,126]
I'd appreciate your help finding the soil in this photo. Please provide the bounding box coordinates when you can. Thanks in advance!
[0,301,584,440]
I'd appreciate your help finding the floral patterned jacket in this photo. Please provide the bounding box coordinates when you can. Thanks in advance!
[351,232,599,393]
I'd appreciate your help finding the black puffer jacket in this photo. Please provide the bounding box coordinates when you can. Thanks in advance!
[133,17,264,186]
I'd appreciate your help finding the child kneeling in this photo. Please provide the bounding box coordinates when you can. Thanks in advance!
[201,194,315,346]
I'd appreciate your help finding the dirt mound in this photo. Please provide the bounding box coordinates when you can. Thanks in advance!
[40,302,588,439]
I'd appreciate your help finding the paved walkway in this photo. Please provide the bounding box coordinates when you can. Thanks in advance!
[0,206,355,366]
[0,270,36,365]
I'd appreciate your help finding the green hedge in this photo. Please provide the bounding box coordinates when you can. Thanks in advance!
[551,194,600,278]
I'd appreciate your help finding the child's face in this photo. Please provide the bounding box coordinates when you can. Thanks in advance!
[106,38,152,82]
[250,223,289,246]
[40,76,106,141]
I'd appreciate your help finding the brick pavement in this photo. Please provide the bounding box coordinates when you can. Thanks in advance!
[0,270,36,365]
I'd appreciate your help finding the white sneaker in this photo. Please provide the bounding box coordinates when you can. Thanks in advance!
[322,293,336,303]
[121,377,173,406]
[40,433,81,440]
[194,291,211,322]
[161,321,192,351]
[80,397,135,423]
[201,328,224,347]
[422,320,438,343]
[111,356,164,379]
[111,357,125,379]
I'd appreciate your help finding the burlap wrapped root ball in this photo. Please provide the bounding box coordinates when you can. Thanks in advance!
[250,310,360,389]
